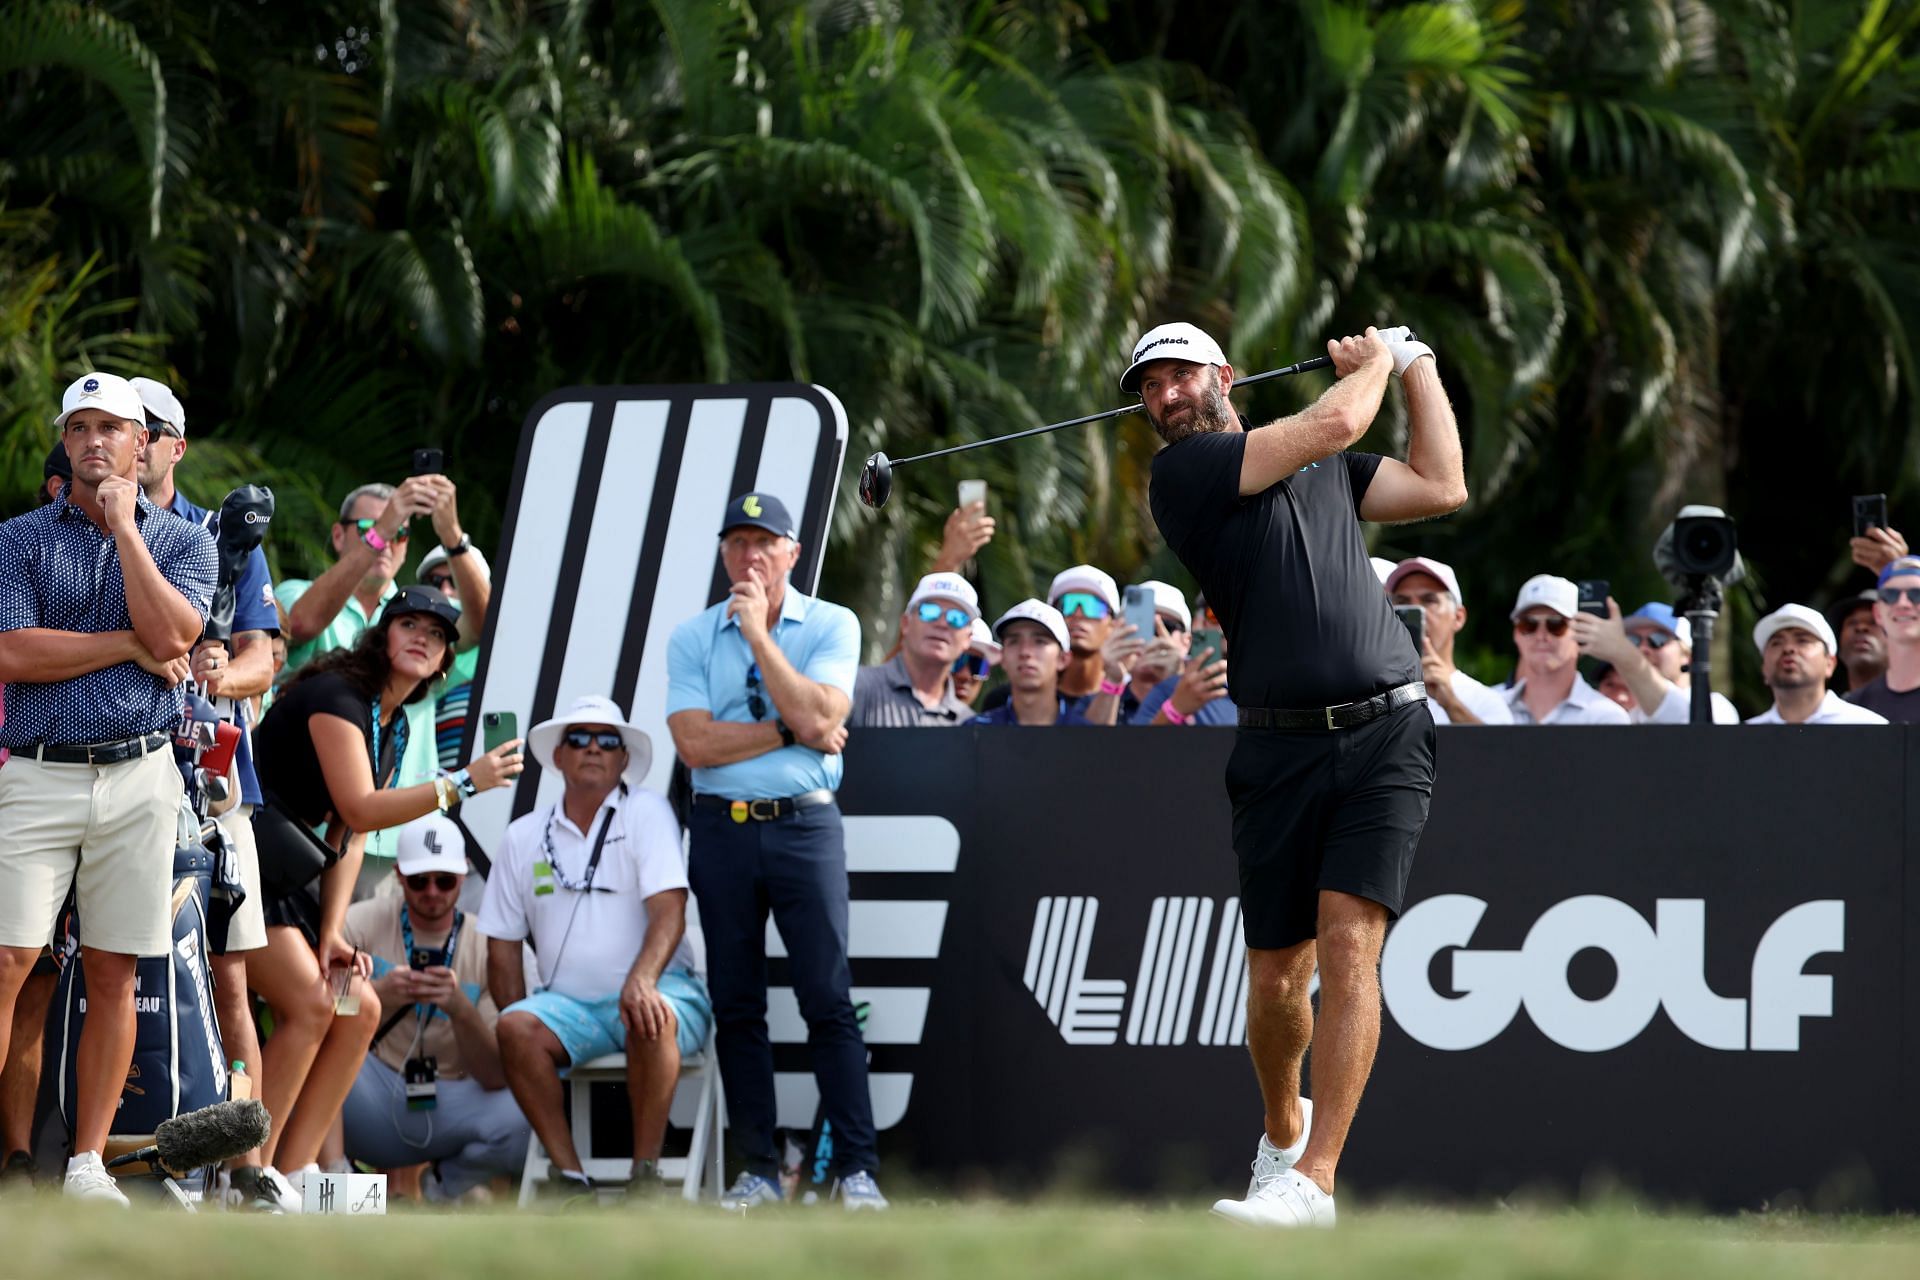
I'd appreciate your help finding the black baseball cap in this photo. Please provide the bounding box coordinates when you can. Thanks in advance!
[44,442,71,481]
[718,491,796,540]
[380,584,462,642]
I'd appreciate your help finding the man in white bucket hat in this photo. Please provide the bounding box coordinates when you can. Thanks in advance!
[479,695,710,1201]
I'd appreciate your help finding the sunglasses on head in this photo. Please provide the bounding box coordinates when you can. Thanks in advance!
[1515,615,1570,636]
[562,729,626,751]
[916,601,972,630]
[404,872,459,892]
[1878,586,1920,606]
[1056,592,1111,620]
[951,652,991,677]
[1628,630,1673,650]
[353,518,409,540]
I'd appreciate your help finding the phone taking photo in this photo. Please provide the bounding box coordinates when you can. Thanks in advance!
[1575,579,1610,619]
[1854,493,1889,539]
[958,479,987,509]
[482,711,517,753]
[1394,603,1426,653]
[412,446,445,477]
[1122,584,1158,641]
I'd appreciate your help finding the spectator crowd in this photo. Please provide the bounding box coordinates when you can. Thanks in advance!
[1,364,1915,1216]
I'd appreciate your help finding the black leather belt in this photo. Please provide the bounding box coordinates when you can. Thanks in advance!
[1237,682,1427,731]
[694,789,837,822]
[29,731,171,765]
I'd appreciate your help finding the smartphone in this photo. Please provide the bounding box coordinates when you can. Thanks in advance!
[958,479,987,509]
[409,947,444,971]
[1394,603,1426,653]
[483,710,517,752]
[1122,584,1158,640]
[1191,626,1223,658]
[1575,579,1610,619]
[1854,493,1888,538]
[412,446,445,477]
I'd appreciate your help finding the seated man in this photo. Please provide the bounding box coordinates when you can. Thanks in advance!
[850,572,978,726]
[1384,557,1511,725]
[341,815,529,1202]
[1501,575,1629,725]
[1749,606,1888,725]
[480,696,711,1199]
[973,602,1088,726]
[1571,601,1738,723]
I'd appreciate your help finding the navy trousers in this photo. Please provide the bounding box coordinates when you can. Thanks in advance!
[687,801,877,1178]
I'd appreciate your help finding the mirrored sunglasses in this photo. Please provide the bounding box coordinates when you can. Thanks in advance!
[1056,592,1111,619]
[951,652,991,677]
[562,729,626,751]
[916,601,972,629]
[1515,615,1570,636]
[404,873,459,892]
[353,518,409,540]
[1628,630,1673,650]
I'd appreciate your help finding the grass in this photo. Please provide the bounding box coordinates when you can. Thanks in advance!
[4,1196,1920,1279]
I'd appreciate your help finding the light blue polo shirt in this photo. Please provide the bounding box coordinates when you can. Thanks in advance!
[665,586,860,799]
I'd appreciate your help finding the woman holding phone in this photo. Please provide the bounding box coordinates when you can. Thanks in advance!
[243,585,523,1205]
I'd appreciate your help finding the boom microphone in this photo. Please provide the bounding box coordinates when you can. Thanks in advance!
[107,1099,272,1176]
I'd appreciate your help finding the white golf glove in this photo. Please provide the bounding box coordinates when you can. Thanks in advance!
[1376,325,1434,376]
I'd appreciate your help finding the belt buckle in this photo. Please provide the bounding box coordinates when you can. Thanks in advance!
[749,799,780,822]
[1325,705,1335,730]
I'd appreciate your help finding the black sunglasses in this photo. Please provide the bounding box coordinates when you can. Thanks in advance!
[1878,587,1920,606]
[404,872,459,892]
[747,663,766,721]
[424,573,454,592]
[1628,631,1673,650]
[562,729,626,751]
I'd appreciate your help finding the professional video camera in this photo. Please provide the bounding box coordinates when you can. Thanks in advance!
[1652,504,1745,725]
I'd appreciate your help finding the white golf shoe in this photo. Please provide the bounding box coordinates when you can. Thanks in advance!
[1211,1098,1335,1228]
[1211,1167,1336,1228]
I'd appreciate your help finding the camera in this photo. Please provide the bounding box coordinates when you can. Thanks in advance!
[1671,515,1738,579]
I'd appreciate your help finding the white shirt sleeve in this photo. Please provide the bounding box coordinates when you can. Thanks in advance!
[627,791,691,901]
[476,818,534,942]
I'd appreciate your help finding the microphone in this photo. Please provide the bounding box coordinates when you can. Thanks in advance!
[106,1099,272,1176]
[203,484,275,643]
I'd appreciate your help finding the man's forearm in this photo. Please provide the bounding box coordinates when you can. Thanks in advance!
[1401,361,1466,497]
[750,631,844,738]
[1241,359,1391,495]
[117,533,202,658]
[216,630,276,699]
[0,629,142,683]
[286,546,378,643]
[448,1002,506,1089]
[626,899,687,987]
[1615,648,1678,717]
[487,941,528,1009]
[1084,690,1121,726]
[673,716,786,768]
[450,553,490,651]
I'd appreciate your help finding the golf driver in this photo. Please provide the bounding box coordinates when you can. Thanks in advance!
[856,354,1333,509]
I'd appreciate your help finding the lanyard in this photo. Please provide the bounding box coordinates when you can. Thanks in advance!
[369,695,409,788]
[399,905,461,1026]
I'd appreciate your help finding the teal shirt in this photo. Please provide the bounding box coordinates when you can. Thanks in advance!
[665,587,860,799]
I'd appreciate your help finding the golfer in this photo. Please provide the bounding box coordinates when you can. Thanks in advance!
[1134,322,1464,1227]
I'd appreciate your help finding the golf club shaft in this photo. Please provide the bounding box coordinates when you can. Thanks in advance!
[886,355,1333,469]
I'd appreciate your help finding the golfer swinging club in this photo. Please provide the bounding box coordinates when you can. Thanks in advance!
[1134,321,1464,1227]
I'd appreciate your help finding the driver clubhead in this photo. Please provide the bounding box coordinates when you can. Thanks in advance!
[858,452,893,509]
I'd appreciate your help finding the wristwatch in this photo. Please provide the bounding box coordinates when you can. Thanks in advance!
[776,721,797,748]
[443,533,473,557]
[452,767,479,798]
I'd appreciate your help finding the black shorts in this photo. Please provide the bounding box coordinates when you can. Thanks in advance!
[1225,698,1436,949]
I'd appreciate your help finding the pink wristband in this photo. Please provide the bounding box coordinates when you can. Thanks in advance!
[1162,704,1191,725]
[361,527,390,552]
[1099,679,1126,697]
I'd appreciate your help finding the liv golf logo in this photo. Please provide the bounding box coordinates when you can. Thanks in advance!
[1025,894,1844,1053]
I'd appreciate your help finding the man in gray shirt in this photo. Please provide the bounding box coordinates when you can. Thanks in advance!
[850,572,979,727]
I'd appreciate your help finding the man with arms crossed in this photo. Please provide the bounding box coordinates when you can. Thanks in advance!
[1138,322,1464,1227]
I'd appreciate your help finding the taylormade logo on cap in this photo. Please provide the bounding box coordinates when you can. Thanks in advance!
[1119,323,1229,393]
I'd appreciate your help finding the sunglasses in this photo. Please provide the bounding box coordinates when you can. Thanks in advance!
[145,415,183,439]
[562,729,626,751]
[1628,630,1673,650]
[747,663,766,721]
[404,872,459,892]
[1056,592,1111,620]
[1159,618,1188,634]
[424,573,454,592]
[1877,587,1920,606]
[353,518,409,540]
[916,601,972,630]
[1515,615,1571,637]
[951,652,991,678]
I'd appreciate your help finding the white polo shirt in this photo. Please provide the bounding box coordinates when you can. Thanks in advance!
[1502,674,1632,725]
[1429,670,1514,725]
[1633,686,1741,724]
[477,786,697,1000]
[1745,691,1889,725]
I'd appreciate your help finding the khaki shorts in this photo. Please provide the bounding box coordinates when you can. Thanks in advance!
[0,749,182,956]
[215,802,268,953]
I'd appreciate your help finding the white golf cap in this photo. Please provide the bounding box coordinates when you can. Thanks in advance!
[1753,604,1836,657]
[417,541,494,585]
[1120,322,1229,394]
[1386,557,1464,605]
[905,571,980,621]
[53,372,145,431]
[1047,564,1120,613]
[394,813,469,876]
[1133,580,1192,629]
[967,616,1001,661]
[994,599,1070,651]
[1370,557,1398,585]
[1511,574,1578,620]
[128,376,186,437]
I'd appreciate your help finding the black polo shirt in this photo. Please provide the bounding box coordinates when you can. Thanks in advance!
[1149,429,1416,709]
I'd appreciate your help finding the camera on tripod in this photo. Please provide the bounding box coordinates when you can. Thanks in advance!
[1669,512,1739,581]
[1652,505,1743,725]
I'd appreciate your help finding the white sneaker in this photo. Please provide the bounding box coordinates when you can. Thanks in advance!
[250,1166,302,1214]
[1212,1167,1336,1228]
[280,1163,321,1211]
[1231,1097,1312,1200]
[63,1152,129,1207]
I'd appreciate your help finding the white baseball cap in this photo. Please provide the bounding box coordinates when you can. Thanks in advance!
[905,571,980,621]
[394,813,470,876]
[1753,604,1837,657]
[417,541,494,586]
[1047,564,1120,613]
[128,377,186,437]
[1120,322,1229,394]
[967,617,1001,661]
[1386,557,1464,605]
[1132,580,1193,629]
[993,599,1070,651]
[1511,574,1578,620]
[53,372,145,431]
